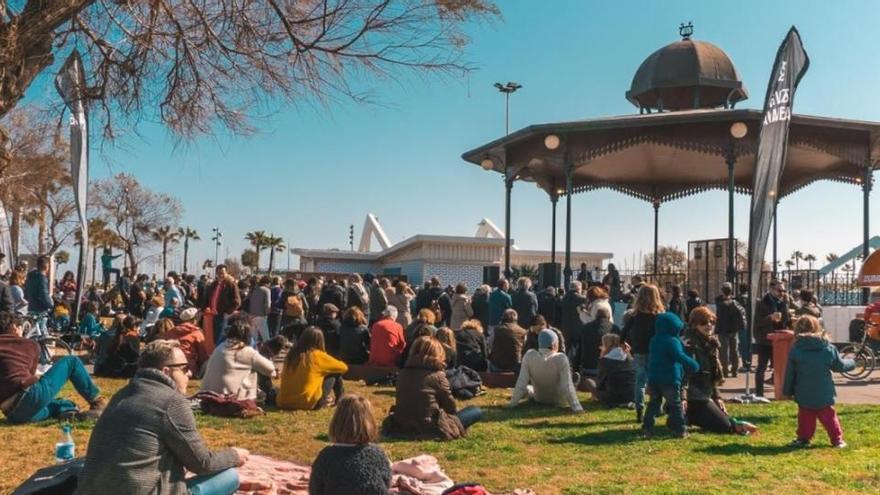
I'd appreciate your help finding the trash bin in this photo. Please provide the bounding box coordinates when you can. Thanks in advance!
[768,330,795,400]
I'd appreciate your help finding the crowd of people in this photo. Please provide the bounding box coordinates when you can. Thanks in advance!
[0,257,858,494]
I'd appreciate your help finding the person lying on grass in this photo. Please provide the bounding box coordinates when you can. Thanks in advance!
[310,393,392,495]
[509,329,583,414]
[77,339,248,495]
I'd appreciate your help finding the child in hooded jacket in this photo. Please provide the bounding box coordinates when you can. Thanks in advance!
[783,315,855,448]
[642,312,699,438]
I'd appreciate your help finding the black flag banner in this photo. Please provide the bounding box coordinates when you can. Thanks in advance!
[748,27,809,333]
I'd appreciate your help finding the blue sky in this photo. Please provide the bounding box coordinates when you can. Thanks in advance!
[21,0,880,273]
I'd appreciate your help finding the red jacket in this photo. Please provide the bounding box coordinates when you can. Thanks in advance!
[0,335,39,403]
[157,323,210,375]
[368,318,406,367]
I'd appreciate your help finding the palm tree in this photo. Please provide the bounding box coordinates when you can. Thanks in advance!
[791,251,803,271]
[263,235,286,275]
[804,253,816,271]
[77,218,119,286]
[151,226,181,276]
[244,230,269,272]
[178,227,200,273]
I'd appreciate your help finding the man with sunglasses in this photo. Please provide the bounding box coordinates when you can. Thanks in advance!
[77,340,248,495]
[753,280,791,397]
[0,311,106,423]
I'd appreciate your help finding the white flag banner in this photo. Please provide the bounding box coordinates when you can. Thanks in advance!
[0,200,12,272]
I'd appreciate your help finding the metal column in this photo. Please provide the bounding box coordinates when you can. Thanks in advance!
[550,194,558,264]
[726,149,736,284]
[863,166,872,305]
[652,201,660,278]
[563,163,573,288]
[772,202,778,279]
[504,176,513,279]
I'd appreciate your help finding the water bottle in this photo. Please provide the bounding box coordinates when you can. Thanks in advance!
[55,424,75,463]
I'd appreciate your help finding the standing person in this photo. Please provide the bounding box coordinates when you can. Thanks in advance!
[200,317,277,401]
[470,284,491,332]
[118,268,133,308]
[537,286,560,328]
[57,271,78,301]
[9,271,27,315]
[714,282,747,378]
[641,313,699,439]
[684,307,757,435]
[511,277,538,328]
[620,284,665,423]
[318,279,347,315]
[367,307,406,368]
[128,274,148,318]
[487,279,512,339]
[436,283,453,328]
[0,275,15,314]
[246,276,272,345]
[100,247,122,289]
[454,319,488,372]
[388,281,415,327]
[784,315,855,448]
[753,280,790,398]
[602,263,622,302]
[523,314,566,356]
[736,283,752,373]
[277,327,348,410]
[268,276,284,337]
[667,285,687,323]
[367,275,388,327]
[24,256,53,338]
[449,283,474,331]
[577,263,590,283]
[435,327,458,369]
[581,333,635,408]
[794,289,822,318]
[76,340,247,495]
[560,281,587,352]
[581,286,612,325]
[310,394,392,495]
[163,274,183,311]
[488,309,527,373]
[346,273,370,320]
[338,307,371,365]
[201,265,242,345]
[576,306,619,378]
[383,337,482,440]
[685,289,703,319]
[509,329,583,414]
[0,312,106,423]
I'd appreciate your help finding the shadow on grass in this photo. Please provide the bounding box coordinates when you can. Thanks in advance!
[548,427,642,446]
[694,443,800,456]
[478,404,574,422]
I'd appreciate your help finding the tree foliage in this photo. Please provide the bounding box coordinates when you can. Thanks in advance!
[241,248,259,269]
[643,245,687,274]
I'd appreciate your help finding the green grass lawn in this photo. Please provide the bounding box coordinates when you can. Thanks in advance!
[2,377,879,494]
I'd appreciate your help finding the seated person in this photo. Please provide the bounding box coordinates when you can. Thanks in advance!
[405,309,438,343]
[488,309,527,373]
[156,307,210,376]
[277,327,348,410]
[683,307,757,435]
[383,337,482,440]
[435,327,458,369]
[78,301,105,349]
[140,295,165,338]
[509,329,583,414]
[523,315,565,356]
[0,312,106,423]
[256,336,288,405]
[581,333,635,407]
[76,340,248,495]
[279,291,308,341]
[338,307,371,365]
[316,303,342,356]
[575,306,619,377]
[200,317,277,401]
[454,319,488,372]
[94,315,141,378]
[367,307,406,368]
[310,394,392,495]
[402,322,436,366]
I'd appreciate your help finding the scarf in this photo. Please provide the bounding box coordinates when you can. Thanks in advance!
[687,328,724,386]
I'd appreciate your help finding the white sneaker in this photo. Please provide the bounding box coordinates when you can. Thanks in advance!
[36,363,52,376]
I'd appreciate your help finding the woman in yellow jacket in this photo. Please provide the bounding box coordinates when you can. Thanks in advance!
[277,326,349,410]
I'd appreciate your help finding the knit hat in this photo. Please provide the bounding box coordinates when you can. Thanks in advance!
[721,282,733,291]
[538,329,558,349]
[655,312,684,335]
[180,307,198,322]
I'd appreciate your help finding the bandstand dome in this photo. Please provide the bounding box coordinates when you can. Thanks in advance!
[626,24,748,111]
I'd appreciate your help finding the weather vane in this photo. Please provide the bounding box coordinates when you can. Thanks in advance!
[680,21,694,40]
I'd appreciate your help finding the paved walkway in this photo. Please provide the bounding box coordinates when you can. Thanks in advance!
[718,371,880,405]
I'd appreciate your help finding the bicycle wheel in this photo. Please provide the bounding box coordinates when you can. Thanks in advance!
[839,344,875,380]
[40,336,73,362]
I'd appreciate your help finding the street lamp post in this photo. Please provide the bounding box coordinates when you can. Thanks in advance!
[211,227,222,267]
[494,82,522,136]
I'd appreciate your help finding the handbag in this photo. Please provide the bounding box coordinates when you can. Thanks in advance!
[194,391,264,418]
[13,458,84,495]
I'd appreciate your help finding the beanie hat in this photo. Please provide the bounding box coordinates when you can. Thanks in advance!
[538,329,558,349]
[655,312,684,335]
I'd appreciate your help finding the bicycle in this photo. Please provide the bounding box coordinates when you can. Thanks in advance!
[21,313,73,368]
[838,321,877,381]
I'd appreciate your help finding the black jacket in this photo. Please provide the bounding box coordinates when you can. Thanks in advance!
[576,318,619,372]
[317,284,347,313]
[471,291,490,330]
[560,292,587,344]
[437,292,452,327]
[714,295,746,335]
[0,281,16,314]
[754,292,789,345]
[537,290,560,327]
[620,312,658,355]
[454,328,488,372]
[511,289,538,328]
[338,323,371,365]
[317,316,342,356]
[595,354,635,406]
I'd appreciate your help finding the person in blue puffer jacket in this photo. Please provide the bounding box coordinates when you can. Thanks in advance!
[784,315,855,448]
[642,312,699,438]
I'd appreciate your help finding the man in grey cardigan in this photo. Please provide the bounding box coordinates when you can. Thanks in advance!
[77,340,248,495]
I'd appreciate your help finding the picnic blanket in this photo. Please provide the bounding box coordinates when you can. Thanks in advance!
[232,453,533,495]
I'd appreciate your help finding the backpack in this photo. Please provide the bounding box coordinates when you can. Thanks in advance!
[445,366,483,400]
[194,391,264,418]
[442,484,490,495]
[13,458,84,495]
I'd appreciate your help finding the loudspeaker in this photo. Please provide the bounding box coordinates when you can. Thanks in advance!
[483,265,501,285]
[538,262,561,288]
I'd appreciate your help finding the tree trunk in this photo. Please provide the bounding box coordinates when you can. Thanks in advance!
[91,246,97,286]
[126,245,137,274]
[37,205,47,256]
[9,206,20,263]
[183,238,189,273]
[268,249,275,276]
[162,239,168,276]
[255,243,262,273]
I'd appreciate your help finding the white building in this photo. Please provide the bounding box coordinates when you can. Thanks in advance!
[293,215,612,289]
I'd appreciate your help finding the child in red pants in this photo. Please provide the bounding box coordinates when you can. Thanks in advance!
[783,315,855,448]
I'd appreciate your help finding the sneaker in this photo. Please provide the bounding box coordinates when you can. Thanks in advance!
[89,396,108,413]
[572,372,581,387]
[723,371,730,378]
[73,408,103,421]
[790,438,811,448]
[674,431,689,439]
[833,441,847,449]
[731,371,738,378]
[641,428,653,439]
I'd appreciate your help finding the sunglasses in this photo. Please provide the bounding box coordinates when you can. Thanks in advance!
[165,362,190,370]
